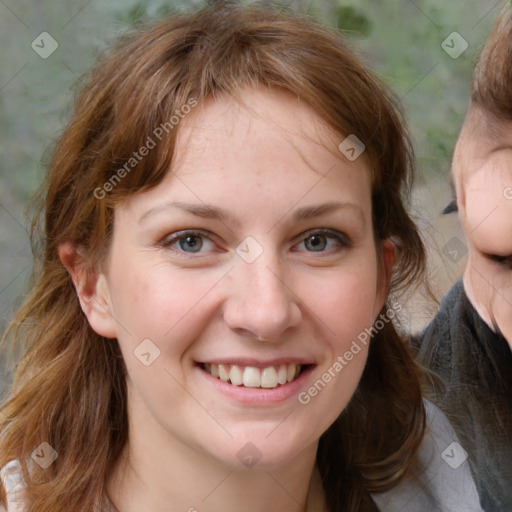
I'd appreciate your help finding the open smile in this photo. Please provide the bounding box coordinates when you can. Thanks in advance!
[195,357,317,405]
[200,362,310,389]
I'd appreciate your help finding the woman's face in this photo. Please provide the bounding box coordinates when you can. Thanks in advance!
[89,88,390,469]
[453,106,512,343]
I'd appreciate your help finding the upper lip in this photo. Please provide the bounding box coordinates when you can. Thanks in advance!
[197,357,316,367]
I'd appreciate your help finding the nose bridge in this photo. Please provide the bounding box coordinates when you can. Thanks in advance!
[224,245,301,340]
[248,257,287,306]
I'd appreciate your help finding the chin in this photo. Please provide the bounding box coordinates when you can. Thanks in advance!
[210,434,316,471]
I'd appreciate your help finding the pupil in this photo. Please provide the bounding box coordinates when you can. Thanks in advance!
[307,235,326,251]
[180,235,202,252]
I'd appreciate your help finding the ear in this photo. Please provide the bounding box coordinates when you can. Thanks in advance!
[59,242,117,339]
[382,239,395,287]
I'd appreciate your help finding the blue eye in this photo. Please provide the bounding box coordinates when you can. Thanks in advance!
[304,234,328,251]
[295,230,347,252]
[163,231,215,254]
[178,234,203,252]
[161,228,348,258]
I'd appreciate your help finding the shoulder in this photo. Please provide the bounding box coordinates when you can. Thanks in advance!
[371,399,483,512]
[0,460,117,512]
[413,279,466,369]
[422,279,465,342]
[0,460,27,512]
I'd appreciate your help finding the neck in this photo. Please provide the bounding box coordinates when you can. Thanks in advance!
[106,384,324,512]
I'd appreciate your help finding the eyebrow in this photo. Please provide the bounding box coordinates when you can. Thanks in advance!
[290,201,364,223]
[138,200,364,226]
[139,201,238,226]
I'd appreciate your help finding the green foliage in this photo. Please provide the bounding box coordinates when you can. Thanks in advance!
[123,3,151,25]
[336,6,372,36]
[321,0,497,188]
[117,1,181,25]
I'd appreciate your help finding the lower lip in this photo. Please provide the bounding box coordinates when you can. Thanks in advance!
[196,365,316,405]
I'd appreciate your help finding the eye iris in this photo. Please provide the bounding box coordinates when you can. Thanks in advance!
[306,234,326,251]
[179,235,203,252]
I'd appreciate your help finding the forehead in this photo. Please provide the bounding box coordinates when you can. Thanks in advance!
[176,88,342,165]
[118,87,374,226]
[172,87,372,189]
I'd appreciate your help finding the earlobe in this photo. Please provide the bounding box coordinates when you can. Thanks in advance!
[58,242,117,339]
[382,239,396,289]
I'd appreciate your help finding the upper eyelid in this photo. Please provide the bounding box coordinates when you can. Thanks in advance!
[293,228,348,247]
[162,229,216,246]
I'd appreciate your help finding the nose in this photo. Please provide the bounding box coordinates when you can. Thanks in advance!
[222,254,303,342]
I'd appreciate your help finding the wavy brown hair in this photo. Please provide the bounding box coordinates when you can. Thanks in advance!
[471,1,512,120]
[0,3,426,511]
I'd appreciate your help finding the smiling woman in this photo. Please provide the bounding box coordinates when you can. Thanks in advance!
[0,3,482,512]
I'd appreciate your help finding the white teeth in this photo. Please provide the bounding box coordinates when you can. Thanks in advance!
[218,364,230,382]
[243,367,261,387]
[204,363,303,388]
[260,367,278,388]
[277,364,287,385]
[229,365,243,386]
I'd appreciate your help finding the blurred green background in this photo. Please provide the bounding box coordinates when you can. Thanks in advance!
[0,0,505,368]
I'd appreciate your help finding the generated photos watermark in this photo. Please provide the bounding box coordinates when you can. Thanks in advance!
[441,441,468,469]
[441,31,468,59]
[338,134,365,161]
[134,338,161,367]
[31,442,58,469]
[442,236,468,264]
[298,300,402,405]
[94,97,198,200]
[31,32,59,59]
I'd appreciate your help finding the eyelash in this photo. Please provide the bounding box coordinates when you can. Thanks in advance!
[160,228,350,258]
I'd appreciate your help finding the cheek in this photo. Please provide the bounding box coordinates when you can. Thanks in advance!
[465,189,512,256]
[108,257,224,357]
[311,261,380,361]
[291,261,380,420]
[298,284,372,431]
[305,263,381,339]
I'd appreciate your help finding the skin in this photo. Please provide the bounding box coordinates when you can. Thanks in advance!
[452,105,512,345]
[60,87,393,512]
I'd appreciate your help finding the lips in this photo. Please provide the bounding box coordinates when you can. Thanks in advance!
[201,362,304,389]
